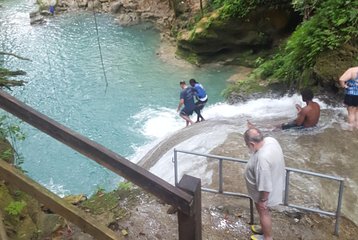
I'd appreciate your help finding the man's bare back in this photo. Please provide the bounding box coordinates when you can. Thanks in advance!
[295,101,320,128]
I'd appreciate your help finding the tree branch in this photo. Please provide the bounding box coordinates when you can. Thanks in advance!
[0,52,31,61]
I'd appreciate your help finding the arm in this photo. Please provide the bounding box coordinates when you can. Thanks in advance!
[294,108,307,126]
[339,77,348,88]
[177,99,184,112]
[339,67,358,88]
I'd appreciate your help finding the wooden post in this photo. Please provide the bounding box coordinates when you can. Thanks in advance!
[177,174,201,240]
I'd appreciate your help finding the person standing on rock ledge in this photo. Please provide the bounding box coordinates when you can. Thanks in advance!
[189,78,208,122]
[177,81,196,126]
[243,127,286,240]
[339,66,358,129]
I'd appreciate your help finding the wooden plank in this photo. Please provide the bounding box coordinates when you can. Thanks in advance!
[178,174,202,240]
[0,90,193,214]
[0,160,121,240]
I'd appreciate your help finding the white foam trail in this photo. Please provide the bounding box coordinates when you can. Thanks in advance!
[149,124,233,185]
[130,94,344,180]
[42,178,71,197]
[132,107,183,139]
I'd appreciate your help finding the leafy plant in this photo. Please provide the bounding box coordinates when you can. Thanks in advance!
[0,115,26,166]
[95,185,106,195]
[259,0,358,84]
[5,200,26,216]
[118,181,132,191]
[210,0,290,19]
[291,0,322,19]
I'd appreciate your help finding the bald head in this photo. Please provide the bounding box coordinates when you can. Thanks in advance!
[244,127,264,145]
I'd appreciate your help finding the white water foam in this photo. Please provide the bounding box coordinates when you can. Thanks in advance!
[130,94,336,183]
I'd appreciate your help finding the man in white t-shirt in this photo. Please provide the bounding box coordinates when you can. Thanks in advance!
[244,127,286,240]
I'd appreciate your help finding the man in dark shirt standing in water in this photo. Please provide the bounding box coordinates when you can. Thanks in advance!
[177,81,196,126]
[281,89,320,129]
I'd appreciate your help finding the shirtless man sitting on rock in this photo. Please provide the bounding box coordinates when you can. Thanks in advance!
[248,89,320,130]
[281,89,320,130]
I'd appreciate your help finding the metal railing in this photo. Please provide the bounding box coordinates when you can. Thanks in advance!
[173,148,344,236]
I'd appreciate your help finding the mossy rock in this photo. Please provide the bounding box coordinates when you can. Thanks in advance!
[176,6,300,64]
[79,185,141,228]
[223,67,289,103]
[313,41,358,92]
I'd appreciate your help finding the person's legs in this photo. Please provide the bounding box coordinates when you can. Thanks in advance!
[347,106,355,127]
[195,101,206,122]
[180,108,194,126]
[194,108,202,122]
[180,114,193,126]
[255,202,273,240]
[353,107,358,129]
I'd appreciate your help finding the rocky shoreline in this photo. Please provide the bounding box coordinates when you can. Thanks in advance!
[32,0,176,29]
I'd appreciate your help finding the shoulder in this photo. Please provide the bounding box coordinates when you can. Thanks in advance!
[264,137,278,144]
[262,137,282,152]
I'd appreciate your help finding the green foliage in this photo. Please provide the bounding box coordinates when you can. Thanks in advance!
[211,0,263,19]
[5,200,26,216]
[0,115,25,166]
[210,0,290,19]
[260,0,358,83]
[0,116,26,141]
[95,185,106,195]
[118,181,132,191]
[291,0,321,18]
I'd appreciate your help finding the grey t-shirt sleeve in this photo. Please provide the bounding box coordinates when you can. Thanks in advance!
[256,156,273,193]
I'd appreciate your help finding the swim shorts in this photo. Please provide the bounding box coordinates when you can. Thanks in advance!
[281,121,304,130]
[180,107,194,116]
[344,94,358,107]
[195,98,208,111]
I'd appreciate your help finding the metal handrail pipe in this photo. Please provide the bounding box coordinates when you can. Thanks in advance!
[218,159,223,193]
[286,167,344,181]
[202,188,251,199]
[287,204,336,217]
[173,148,345,235]
[176,149,344,182]
[334,181,344,235]
[174,149,248,164]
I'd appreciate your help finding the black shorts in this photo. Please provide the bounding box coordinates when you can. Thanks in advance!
[195,99,208,111]
[180,107,194,116]
[344,94,358,107]
[281,121,304,130]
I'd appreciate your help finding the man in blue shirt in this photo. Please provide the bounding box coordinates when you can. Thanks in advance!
[189,79,208,122]
[177,81,196,126]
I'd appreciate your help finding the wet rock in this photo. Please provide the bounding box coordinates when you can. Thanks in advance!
[78,0,89,8]
[313,40,358,93]
[110,1,123,13]
[29,11,46,25]
[87,0,102,10]
[116,12,140,26]
[37,214,65,238]
[63,194,87,205]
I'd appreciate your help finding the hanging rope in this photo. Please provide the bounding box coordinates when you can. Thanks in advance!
[92,3,109,92]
